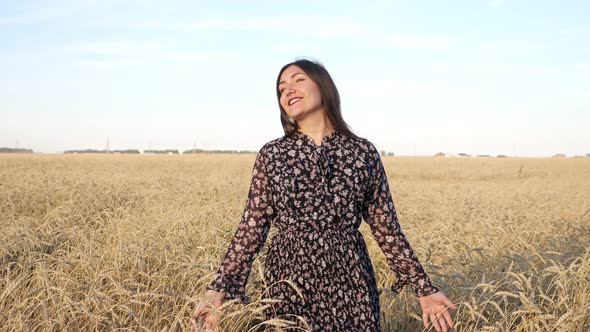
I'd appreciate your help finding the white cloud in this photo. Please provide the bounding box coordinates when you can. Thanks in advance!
[559,27,579,35]
[573,63,590,71]
[142,15,368,38]
[67,41,165,57]
[384,35,456,49]
[64,40,215,68]
[339,78,436,99]
[488,0,507,7]
[479,40,547,56]
[559,26,589,35]
[270,41,320,53]
[0,0,96,24]
[167,51,211,61]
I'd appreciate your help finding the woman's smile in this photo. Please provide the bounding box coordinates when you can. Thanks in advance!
[288,97,303,106]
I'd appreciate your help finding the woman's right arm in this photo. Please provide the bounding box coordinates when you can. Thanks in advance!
[192,146,276,329]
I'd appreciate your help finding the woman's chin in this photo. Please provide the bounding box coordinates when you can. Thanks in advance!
[288,112,304,121]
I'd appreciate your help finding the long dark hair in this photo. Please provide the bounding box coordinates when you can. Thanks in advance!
[275,58,358,139]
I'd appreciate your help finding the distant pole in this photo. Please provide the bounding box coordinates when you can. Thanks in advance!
[513,143,516,157]
[107,137,110,153]
[149,140,152,151]
[16,139,19,149]
[193,140,196,154]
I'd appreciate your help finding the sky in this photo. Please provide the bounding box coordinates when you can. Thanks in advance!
[1,0,588,157]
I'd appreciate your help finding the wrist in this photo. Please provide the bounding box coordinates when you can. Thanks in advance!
[205,289,225,304]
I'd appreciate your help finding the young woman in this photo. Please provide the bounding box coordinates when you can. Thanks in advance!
[193,59,456,332]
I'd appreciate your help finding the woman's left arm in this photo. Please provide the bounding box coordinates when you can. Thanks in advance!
[360,142,456,331]
[361,142,437,297]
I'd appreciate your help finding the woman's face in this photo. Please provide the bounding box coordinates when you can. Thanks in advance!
[278,65,324,122]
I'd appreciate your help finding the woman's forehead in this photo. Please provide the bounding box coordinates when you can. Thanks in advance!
[282,65,305,77]
[279,65,305,84]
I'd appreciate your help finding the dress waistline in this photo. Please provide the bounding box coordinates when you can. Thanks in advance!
[276,223,358,235]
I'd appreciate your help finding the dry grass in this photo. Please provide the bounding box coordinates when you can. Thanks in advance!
[0,154,588,331]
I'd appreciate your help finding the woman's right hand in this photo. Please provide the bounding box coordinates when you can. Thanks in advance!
[191,289,225,331]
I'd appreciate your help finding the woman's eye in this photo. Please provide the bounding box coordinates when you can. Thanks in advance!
[296,78,304,82]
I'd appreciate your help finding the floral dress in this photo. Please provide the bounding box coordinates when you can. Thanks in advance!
[207,129,439,331]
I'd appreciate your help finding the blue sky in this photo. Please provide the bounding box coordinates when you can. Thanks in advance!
[1,0,588,156]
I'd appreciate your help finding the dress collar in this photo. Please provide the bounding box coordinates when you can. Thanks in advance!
[292,129,340,148]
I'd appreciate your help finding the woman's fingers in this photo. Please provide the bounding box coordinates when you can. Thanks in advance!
[430,313,441,332]
[423,312,429,329]
[203,314,218,331]
[437,313,449,332]
[191,315,204,332]
[419,292,457,331]
[189,317,196,332]
[442,296,457,310]
[194,303,206,319]
[195,304,216,322]
[192,302,214,331]
[191,292,224,331]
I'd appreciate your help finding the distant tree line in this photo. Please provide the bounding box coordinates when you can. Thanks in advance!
[182,149,206,154]
[0,148,33,153]
[186,149,257,154]
[64,149,140,154]
[61,149,258,154]
[113,149,141,154]
[3,146,588,157]
[143,149,179,154]
[380,150,395,156]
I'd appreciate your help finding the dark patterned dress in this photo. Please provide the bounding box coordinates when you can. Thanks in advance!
[207,129,439,331]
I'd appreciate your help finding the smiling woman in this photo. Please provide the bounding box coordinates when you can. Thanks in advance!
[192,58,457,332]
[278,66,324,124]
[275,59,348,139]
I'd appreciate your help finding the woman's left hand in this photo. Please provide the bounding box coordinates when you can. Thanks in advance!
[418,291,457,331]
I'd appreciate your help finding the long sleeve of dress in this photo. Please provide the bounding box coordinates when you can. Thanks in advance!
[361,143,439,298]
[206,146,276,304]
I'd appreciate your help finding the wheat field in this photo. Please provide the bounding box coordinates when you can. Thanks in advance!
[0,153,588,331]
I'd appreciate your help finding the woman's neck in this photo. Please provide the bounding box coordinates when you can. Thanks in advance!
[296,111,335,145]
